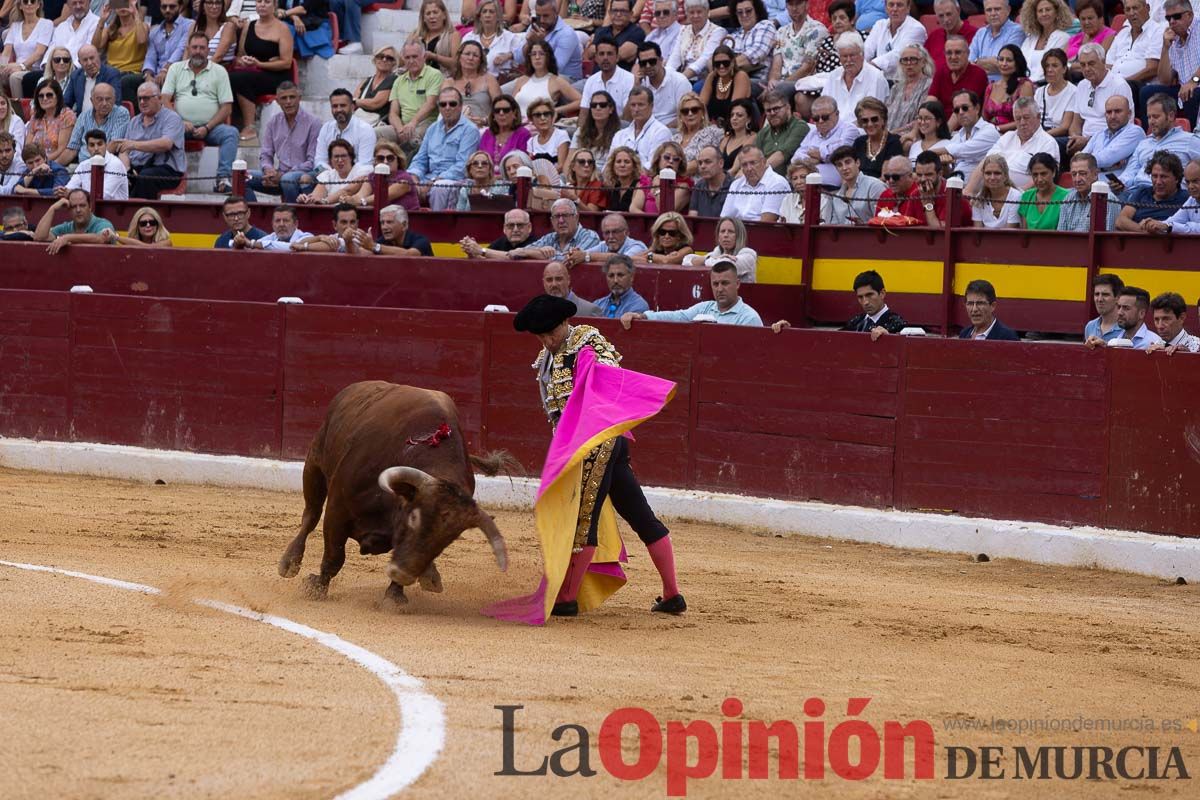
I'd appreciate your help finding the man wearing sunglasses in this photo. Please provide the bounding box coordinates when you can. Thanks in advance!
[63,45,121,117]
[162,31,238,193]
[579,36,633,128]
[460,208,536,258]
[408,86,482,211]
[634,41,690,126]
[1142,0,1200,128]
[790,95,856,186]
[621,259,763,327]
[142,0,194,88]
[932,90,997,180]
[1067,44,1134,156]
[645,0,684,67]
[111,82,186,199]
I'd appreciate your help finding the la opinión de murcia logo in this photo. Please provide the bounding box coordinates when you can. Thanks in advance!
[495,699,1192,796]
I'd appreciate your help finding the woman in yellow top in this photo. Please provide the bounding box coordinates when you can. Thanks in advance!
[92,2,149,104]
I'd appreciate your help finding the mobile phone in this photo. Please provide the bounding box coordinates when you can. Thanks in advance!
[111,0,130,9]
[1105,172,1118,183]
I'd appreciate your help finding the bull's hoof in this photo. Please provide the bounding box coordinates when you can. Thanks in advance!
[301,574,328,600]
[384,582,409,606]
[278,555,301,579]
[418,570,443,593]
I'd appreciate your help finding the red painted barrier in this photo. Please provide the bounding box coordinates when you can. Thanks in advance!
[0,290,71,440]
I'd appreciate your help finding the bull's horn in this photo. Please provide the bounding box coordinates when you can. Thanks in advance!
[475,509,508,572]
[378,466,436,494]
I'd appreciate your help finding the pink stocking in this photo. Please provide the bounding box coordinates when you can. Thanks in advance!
[645,535,680,599]
[556,546,596,602]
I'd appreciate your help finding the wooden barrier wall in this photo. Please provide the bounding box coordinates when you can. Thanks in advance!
[2,288,1197,538]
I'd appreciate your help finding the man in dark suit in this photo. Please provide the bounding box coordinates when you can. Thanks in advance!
[959,279,1020,340]
[63,46,122,117]
[842,270,909,340]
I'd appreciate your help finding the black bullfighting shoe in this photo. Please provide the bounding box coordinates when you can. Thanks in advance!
[551,600,579,617]
[651,594,687,614]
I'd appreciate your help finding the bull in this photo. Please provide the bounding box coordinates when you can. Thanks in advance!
[278,381,512,605]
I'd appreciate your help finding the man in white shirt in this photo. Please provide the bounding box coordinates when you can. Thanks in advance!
[668,0,722,84]
[0,132,25,196]
[611,86,672,164]
[862,0,927,79]
[644,0,683,66]
[635,41,692,127]
[45,0,99,68]
[720,146,791,222]
[966,97,1058,191]
[821,32,890,120]
[933,89,1000,179]
[1146,291,1200,352]
[314,89,376,172]
[790,96,860,186]
[232,205,311,252]
[579,36,634,127]
[1068,43,1134,154]
[62,129,128,200]
[1106,0,1164,82]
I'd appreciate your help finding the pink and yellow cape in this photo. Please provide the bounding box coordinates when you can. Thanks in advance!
[482,346,676,625]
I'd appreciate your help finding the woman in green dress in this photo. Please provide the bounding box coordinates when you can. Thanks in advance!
[1018,152,1069,230]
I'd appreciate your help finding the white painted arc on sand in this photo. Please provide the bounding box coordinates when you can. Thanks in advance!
[0,560,444,800]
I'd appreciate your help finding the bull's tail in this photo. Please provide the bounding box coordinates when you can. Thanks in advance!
[469,450,523,477]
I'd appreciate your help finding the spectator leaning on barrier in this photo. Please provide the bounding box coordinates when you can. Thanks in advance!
[214,194,267,248]
[1057,152,1120,232]
[112,81,185,199]
[820,144,885,224]
[959,279,1020,340]
[1116,150,1190,231]
[63,45,121,116]
[14,141,68,196]
[142,0,193,87]
[110,205,173,247]
[594,253,650,318]
[245,81,318,203]
[62,128,127,200]
[61,81,129,166]
[1085,272,1125,342]
[689,145,732,217]
[509,198,602,260]
[1143,157,1200,234]
[409,86,483,211]
[372,205,434,256]
[683,215,758,281]
[1,206,33,240]
[1080,96,1145,174]
[1114,93,1200,193]
[542,260,603,317]
[234,204,311,251]
[459,207,535,258]
[840,269,908,339]
[33,186,114,254]
[1146,291,1200,352]
[293,201,362,253]
[720,145,790,222]
[162,31,237,193]
[621,259,763,328]
[1087,286,1164,349]
[571,211,648,266]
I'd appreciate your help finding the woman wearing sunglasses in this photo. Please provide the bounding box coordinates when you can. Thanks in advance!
[699,45,749,125]
[42,45,73,95]
[1,0,53,99]
[631,140,692,214]
[672,92,721,176]
[109,206,173,247]
[353,46,400,140]
[560,148,606,212]
[633,211,695,266]
[524,97,569,168]
[25,77,72,164]
[479,93,530,170]
[456,149,508,209]
[570,90,619,173]
[356,140,419,210]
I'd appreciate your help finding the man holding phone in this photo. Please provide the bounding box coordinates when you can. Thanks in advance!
[519,0,582,81]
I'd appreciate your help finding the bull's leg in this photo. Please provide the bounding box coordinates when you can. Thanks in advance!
[279,460,328,578]
[418,562,443,593]
[302,510,349,600]
[384,581,408,606]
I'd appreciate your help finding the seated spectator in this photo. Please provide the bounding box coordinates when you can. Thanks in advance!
[1,205,34,240]
[315,89,374,174]
[1,0,54,99]
[353,46,400,141]
[26,78,74,164]
[409,86,483,210]
[516,0,582,82]
[1148,291,1200,352]
[510,197,601,260]
[931,90,995,182]
[966,97,1058,191]
[959,278,1020,340]
[411,0,460,74]
[672,0,723,86]
[447,41,501,128]
[586,0,644,70]
[19,2,98,100]
[983,44,1034,133]
[0,96,26,153]
[110,205,172,246]
[634,211,695,265]
[294,201,363,253]
[675,91,724,175]
[929,34,989,114]
[63,45,121,116]
[0,132,23,196]
[525,97,569,169]
[193,0,235,70]
[851,97,903,179]
[612,85,672,167]
[61,81,129,165]
[233,204,311,251]
[645,1,684,67]
[229,0,294,143]
[779,162,806,223]
[369,204,434,256]
[33,187,114,254]
[1105,0,1162,85]
[511,39,580,118]
[573,211,649,265]
[1018,0,1070,83]
[1017,152,1068,229]
[1067,0,1116,64]
[622,259,763,327]
[573,92,622,175]
[915,150,973,227]
[632,140,692,214]
[689,145,732,217]
[971,153,1022,228]
[560,148,606,212]
[926,0,977,74]
[729,0,777,85]
[1067,43,1134,156]
[700,45,751,124]
[682,215,758,281]
[1086,286,1163,348]
[756,91,810,180]
[821,143,885,223]
[542,260,603,317]
[791,95,859,186]
[822,31,889,120]
[358,141,417,210]
[593,253,650,317]
[214,194,267,249]
[246,81,318,203]
[481,94,532,169]
[841,269,908,338]
[112,81,184,198]
[797,0,860,98]
[1114,93,1200,194]
[13,141,68,195]
[636,41,690,128]
[717,97,759,179]
[1145,157,1200,235]
[905,100,952,163]
[874,154,920,216]
[863,0,926,80]
[26,45,75,104]
[92,0,149,102]
[1083,272,1124,343]
[970,0,1025,82]
[162,31,237,192]
[603,145,644,212]
[463,0,524,77]
[855,0,886,32]
[1080,96,1144,175]
[297,138,370,204]
[1137,0,1200,135]
[457,150,509,209]
[721,145,790,222]
[1115,151,1189,232]
[886,45,933,135]
[460,207,535,258]
[278,0,335,61]
[62,128,127,199]
[766,0,829,100]
[388,40,444,158]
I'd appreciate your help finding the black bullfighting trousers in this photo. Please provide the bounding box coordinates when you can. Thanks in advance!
[575,436,669,549]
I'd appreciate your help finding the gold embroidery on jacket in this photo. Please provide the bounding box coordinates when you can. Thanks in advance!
[532,326,622,425]
[574,437,617,548]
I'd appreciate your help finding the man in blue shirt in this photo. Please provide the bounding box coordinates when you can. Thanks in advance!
[968,0,1024,80]
[572,212,648,266]
[1080,96,1145,173]
[142,0,194,86]
[594,254,650,318]
[1144,157,1200,235]
[509,198,602,260]
[1083,273,1125,343]
[408,86,482,211]
[214,195,267,249]
[1087,286,1164,349]
[522,0,583,81]
[1114,93,1200,193]
[622,260,764,327]
[13,143,69,197]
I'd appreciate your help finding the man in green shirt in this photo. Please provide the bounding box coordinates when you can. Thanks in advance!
[388,40,444,157]
[162,31,238,193]
[755,88,808,175]
[34,189,116,255]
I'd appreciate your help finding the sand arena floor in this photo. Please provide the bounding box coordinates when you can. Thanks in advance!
[1,466,1199,799]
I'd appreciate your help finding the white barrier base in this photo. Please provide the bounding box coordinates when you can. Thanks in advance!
[1,437,1196,583]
